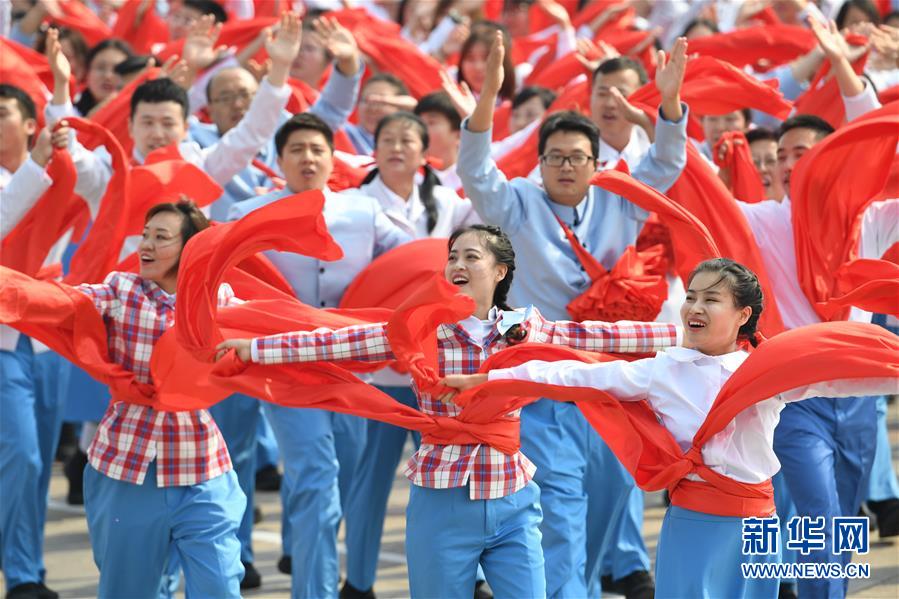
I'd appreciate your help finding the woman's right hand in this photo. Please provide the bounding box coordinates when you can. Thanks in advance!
[215,338,253,362]
[441,373,488,392]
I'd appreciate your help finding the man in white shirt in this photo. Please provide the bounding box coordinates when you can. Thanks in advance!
[0,83,73,599]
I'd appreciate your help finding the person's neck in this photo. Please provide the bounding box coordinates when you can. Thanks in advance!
[0,148,28,173]
[601,125,632,154]
[155,276,177,295]
[432,148,457,171]
[551,194,584,208]
[472,304,491,320]
[381,174,415,201]
[689,341,739,356]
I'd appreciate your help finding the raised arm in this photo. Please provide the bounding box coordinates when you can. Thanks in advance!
[307,17,364,132]
[456,31,528,232]
[217,322,393,365]
[630,37,688,194]
[200,11,300,185]
[541,317,680,354]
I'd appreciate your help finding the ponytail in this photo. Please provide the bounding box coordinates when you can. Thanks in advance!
[419,163,440,234]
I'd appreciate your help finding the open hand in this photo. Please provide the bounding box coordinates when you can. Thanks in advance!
[440,69,477,118]
[45,28,71,83]
[182,14,225,72]
[266,11,303,67]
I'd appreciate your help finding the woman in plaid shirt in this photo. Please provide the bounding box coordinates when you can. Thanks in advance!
[75,202,245,598]
[219,224,680,598]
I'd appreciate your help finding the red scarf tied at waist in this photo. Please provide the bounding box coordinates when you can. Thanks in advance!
[451,322,899,517]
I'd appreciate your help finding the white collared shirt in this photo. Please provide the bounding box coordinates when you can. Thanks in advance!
[358,174,479,239]
[489,346,893,484]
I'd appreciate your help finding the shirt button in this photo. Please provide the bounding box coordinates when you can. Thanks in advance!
[319,267,325,274]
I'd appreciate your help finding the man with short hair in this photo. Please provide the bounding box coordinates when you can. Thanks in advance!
[414,91,462,189]
[0,83,74,599]
[458,33,689,599]
[745,128,784,201]
[229,113,410,599]
[346,73,417,155]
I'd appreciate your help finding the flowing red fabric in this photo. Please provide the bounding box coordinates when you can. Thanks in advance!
[686,25,817,70]
[666,143,786,335]
[1,146,79,277]
[511,32,557,67]
[526,47,596,90]
[789,103,899,320]
[455,321,899,516]
[48,1,112,47]
[82,68,160,156]
[112,0,170,54]
[340,238,448,310]
[793,47,868,128]
[155,18,280,62]
[329,155,372,191]
[629,56,792,119]
[713,131,767,203]
[352,31,443,99]
[0,38,49,127]
[63,118,131,285]
[880,85,899,105]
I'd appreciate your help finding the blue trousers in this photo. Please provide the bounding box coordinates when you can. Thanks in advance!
[0,338,69,590]
[772,471,797,586]
[255,407,280,470]
[773,396,877,599]
[264,403,366,599]
[521,399,647,598]
[597,484,650,583]
[869,395,899,501]
[344,385,420,590]
[655,506,780,599]
[209,393,260,564]
[83,462,244,599]
[405,482,545,598]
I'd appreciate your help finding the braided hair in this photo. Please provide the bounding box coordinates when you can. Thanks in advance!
[362,112,441,233]
[687,258,765,347]
[448,225,527,343]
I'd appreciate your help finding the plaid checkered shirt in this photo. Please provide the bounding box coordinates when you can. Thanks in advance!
[253,306,679,499]
[76,272,234,487]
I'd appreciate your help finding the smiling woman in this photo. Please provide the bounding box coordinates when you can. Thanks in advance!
[139,202,210,294]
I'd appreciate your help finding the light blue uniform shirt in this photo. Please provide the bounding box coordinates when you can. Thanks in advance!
[228,187,411,307]
[457,107,688,320]
[190,61,363,221]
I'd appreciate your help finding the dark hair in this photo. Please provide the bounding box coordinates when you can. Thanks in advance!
[512,85,557,110]
[681,18,719,38]
[77,38,134,115]
[0,83,37,122]
[688,258,764,347]
[35,27,89,69]
[363,72,409,97]
[458,23,517,102]
[130,77,189,120]
[448,224,527,342]
[184,0,228,23]
[745,127,777,145]
[115,55,152,78]
[302,17,334,61]
[538,110,600,158]
[885,10,899,26]
[144,200,210,272]
[414,91,462,131]
[362,112,441,233]
[592,56,649,87]
[777,114,835,141]
[836,0,881,29]
[274,112,334,156]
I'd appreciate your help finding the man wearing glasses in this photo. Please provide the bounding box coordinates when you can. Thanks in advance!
[457,33,690,599]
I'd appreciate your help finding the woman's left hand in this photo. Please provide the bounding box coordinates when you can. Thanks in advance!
[215,338,252,362]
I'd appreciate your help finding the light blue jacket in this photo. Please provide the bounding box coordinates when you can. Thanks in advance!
[457,107,688,320]
[228,187,411,307]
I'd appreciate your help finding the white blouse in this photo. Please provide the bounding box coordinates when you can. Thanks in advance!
[489,347,895,483]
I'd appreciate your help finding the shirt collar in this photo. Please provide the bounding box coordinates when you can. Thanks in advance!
[664,346,747,372]
[141,278,176,308]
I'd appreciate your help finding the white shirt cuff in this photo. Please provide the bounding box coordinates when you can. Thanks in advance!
[249,339,260,363]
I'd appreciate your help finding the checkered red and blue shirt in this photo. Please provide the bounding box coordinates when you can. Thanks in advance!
[76,272,233,487]
[254,306,679,499]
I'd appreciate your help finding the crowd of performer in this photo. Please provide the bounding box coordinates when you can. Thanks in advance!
[1,1,898,599]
